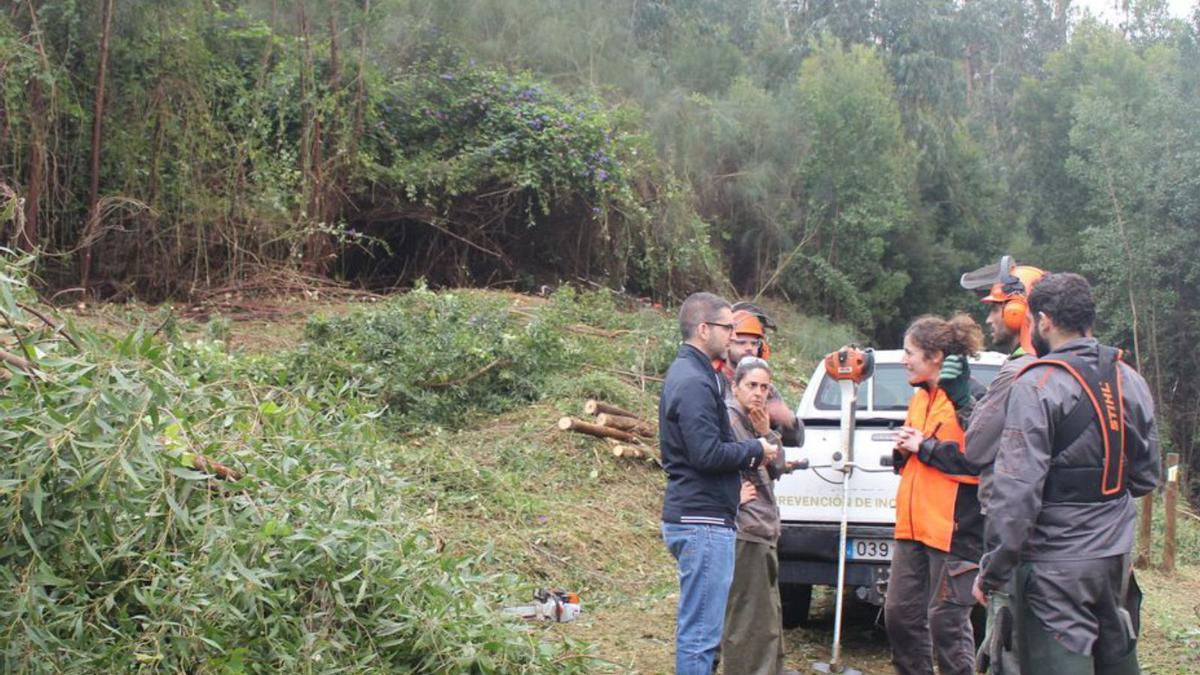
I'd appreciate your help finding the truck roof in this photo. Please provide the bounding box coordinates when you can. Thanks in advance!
[797,349,1009,423]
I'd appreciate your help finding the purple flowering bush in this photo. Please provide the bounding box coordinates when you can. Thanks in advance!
[365,60,632,217]
[353,54,720,296]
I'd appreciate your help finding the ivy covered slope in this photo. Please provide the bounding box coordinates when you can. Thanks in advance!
[0,263,596,673]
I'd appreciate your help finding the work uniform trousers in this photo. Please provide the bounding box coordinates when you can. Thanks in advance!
[884,539,978,675]
[1012,558,1141,675]
[720,539,785,675]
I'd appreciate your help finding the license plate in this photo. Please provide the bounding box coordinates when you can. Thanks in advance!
[846,538,893,561]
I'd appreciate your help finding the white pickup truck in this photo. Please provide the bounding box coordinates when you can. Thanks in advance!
[776,349,1006,626]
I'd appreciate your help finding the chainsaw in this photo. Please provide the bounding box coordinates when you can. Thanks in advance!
[502,589,582,622]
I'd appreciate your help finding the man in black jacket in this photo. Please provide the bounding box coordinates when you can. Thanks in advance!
[660,292,780,675]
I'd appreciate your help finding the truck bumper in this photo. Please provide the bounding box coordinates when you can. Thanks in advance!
[778,522,895,605]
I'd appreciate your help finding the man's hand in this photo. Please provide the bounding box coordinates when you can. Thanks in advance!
[765,398,796,429]
[739,480,757,505]
[972,575,988,606]
[894,426,923,456]
[758,437,780,465]
[748,406,771,436]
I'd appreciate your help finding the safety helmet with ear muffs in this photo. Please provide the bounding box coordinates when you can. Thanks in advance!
[977,256,1046,351]
[731,302,776,359]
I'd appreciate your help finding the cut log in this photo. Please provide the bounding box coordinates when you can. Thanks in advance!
[596,413,656,438]
[583,399,641,419]
[612,445,645,459]
[557,416,639,444]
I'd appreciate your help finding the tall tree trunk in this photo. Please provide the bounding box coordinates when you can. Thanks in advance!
[79,0,115,292]
[351,0,369,158]
[20,81,45,253]
[18,0,53,254]
[298,3,332,276]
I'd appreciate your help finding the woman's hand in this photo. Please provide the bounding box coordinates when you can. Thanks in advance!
[748,406,772,436]
[739,480,758,505]
[894,426,924,456]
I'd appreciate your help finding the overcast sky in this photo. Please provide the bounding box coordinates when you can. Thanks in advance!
[1074,0,1197,21]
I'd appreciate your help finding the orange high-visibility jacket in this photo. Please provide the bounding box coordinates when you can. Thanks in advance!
[894,384,983,558]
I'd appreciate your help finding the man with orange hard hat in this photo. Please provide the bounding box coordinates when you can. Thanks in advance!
[714,303,802,447]
[958,255,1048,515]
[954,255,1046,674]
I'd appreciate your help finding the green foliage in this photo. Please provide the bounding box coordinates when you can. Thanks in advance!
[790,38,915,332]
[0,263,589,673]
[1011,20,1200,496]
[368,59,638,219]
[297,283,576,429]
[4,0,1200,495]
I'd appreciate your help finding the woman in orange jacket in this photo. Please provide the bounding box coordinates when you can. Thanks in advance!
[885,314,984,675]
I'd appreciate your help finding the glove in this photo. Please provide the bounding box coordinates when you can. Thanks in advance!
[939,354,972,410]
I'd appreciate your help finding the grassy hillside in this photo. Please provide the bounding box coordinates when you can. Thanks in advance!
[6,276,1196,673]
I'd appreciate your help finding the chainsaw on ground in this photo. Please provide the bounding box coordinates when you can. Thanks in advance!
[502,589,582,622]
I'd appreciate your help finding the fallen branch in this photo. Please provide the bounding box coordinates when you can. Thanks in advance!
[193,454,244,482]
[568,324,631,338]
[0,347,35,374]
[418,359,510,389]
[596,413,656,439]
[583,364,665,384]
[17,302,83,351]
[583,399,642,420]
[557,416,640,444]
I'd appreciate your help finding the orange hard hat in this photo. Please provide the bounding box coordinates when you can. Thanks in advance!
[981,264,1046,304]
[731,309,766,338]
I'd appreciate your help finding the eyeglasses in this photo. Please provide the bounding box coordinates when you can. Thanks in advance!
[704,321,736,332]
[731,337,763,348]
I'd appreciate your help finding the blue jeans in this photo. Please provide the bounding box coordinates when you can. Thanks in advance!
[662,522,737,675]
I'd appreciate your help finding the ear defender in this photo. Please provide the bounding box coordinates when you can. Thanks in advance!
[1002,296,1028,332]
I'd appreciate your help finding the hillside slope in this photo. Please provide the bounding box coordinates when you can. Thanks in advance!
[51,287,1200,674]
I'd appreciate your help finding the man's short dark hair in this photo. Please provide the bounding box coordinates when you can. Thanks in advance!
[1028,272,1095,335]
[679,292,730,340]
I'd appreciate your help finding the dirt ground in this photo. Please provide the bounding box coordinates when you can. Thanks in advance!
[562,562,1199,674]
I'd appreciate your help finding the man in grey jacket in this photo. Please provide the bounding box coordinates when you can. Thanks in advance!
[960,258,1046,522]
[957,259,1044,673]
[973,273,1161,675]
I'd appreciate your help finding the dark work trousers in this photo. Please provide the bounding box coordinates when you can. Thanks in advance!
[884,539,978,675]
[721,539,785,675]
[1013,559,1142,675]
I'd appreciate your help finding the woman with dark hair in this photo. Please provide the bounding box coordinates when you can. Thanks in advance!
[885,314,985,675]
[720,357,801,675]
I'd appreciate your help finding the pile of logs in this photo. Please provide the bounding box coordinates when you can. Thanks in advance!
[557,399,658,461]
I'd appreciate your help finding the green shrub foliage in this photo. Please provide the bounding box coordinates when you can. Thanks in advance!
[298,284,576,429]
[0,264,588,673]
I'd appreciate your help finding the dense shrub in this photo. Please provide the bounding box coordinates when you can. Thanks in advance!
[297,284,577,429]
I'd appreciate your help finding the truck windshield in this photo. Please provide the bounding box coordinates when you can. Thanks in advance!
[813,363,1000,412]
